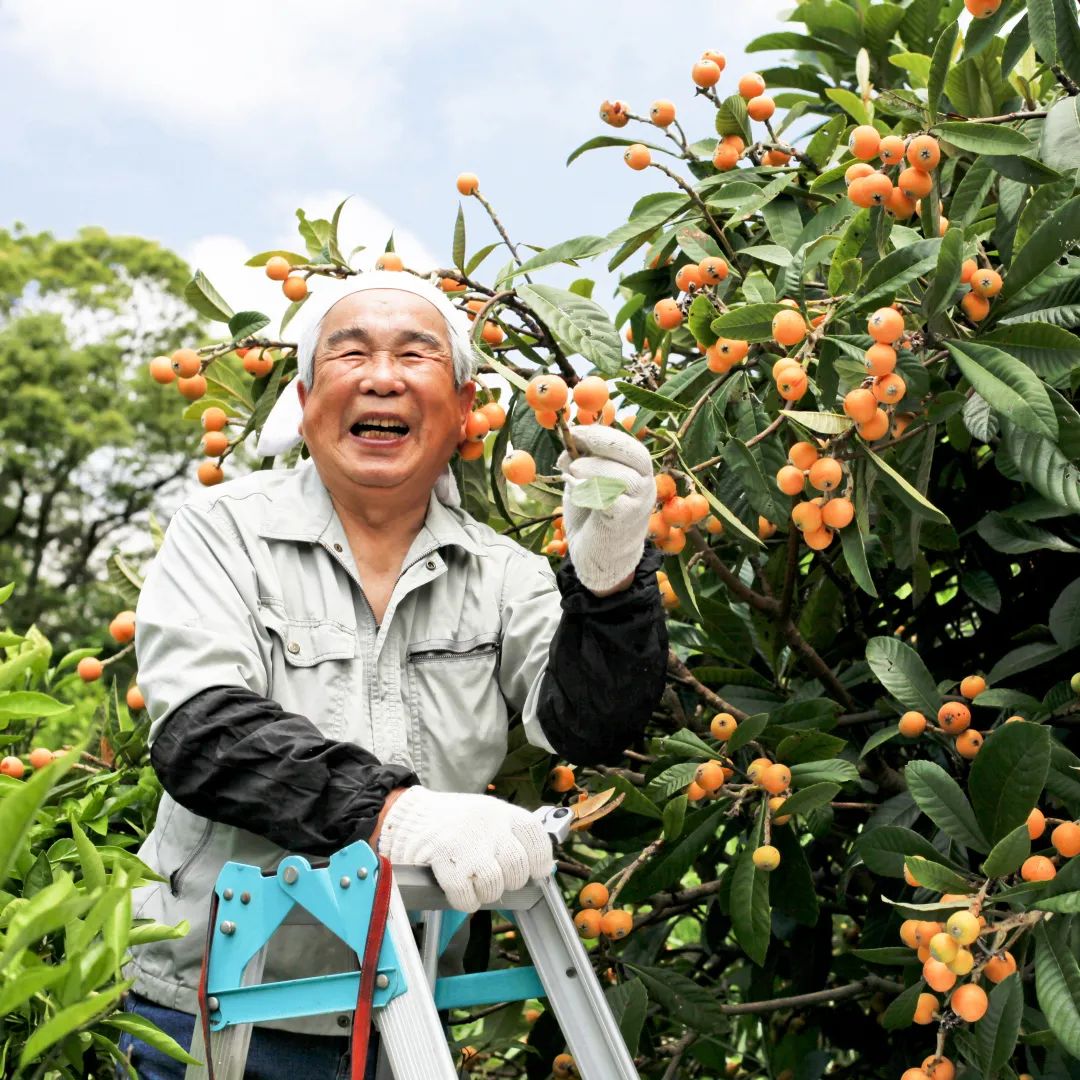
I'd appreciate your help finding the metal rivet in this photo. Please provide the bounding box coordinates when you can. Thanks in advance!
[222,888,234,901]
[220,921,236,936]
[240,892,251,904]
[287,641,301,655]
[375,974,389,989]
[337,1015,350,1028]
[566,967,577,979]
[339,876,351,889]
[357,867,369,880]
[283,866,299,884]
[425,560,436,571]
[334,543,343,552]
[207,996,220,1012]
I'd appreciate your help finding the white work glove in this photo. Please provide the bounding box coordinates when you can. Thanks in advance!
[376,786,554,912]
[556,424,655,593]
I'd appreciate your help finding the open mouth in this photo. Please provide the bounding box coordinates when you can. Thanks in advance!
[349,417,411,442]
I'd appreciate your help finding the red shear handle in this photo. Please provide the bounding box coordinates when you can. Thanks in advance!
[350,853,393,1079]
[196,890,221,1080]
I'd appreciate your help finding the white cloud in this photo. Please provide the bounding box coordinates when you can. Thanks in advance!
[0,0,463,164]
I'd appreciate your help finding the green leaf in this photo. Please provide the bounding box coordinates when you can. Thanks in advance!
[566,135,670,167]
[981,824,1031,878]
[866,636,940,717]
[567,476,628,511]
[723,174,796,227]
[710,303,787,343]
[922,227,964,320]
[0,963,69,1018]
[662,794,688,841]
[662,729,717,760]
[904,856,973,894]
[739,244,793,267]
[861,726,899,758]
[714,94,752,143]
[730,838,771,965]
[856,825,960,877]
[784,410,855,435]
[1001,424,1080,512]
[968,718,1051,843]
[771,826,819,926]
[789,759,859,786]
[19,982,130,1068]
[503,235,612,279]
[614,381,689,414]
[1050,575,1080,648]
[625,964,725,1035]
[770,782,839,819]
[517,285,623,375]
[861,444,949,524]
[644,762,700,803]
[183,270,234,323]
[775,731,846,765]
[841,523,878,598]
[976,973,1023,1076]
[0,750,78,887]
[881,980,923,1030]
[687,293,720,348]
[1029,0,1058,64]
[850,947,921,966]
[70,818,107,892]
[245,249,308,267]
[452,205,466,271]
[0,691,72,719]
[825,87,869,125]
[982,322,1080,386]
[104,1012,200,1066]
[1034,921,1080,1058]
[726,712,770,752]
[905,760,991,852]
[839,238,942,314]
[605,978,648,1057]
[947,341,1058,441]
[928,21,960,124]
[1004,194,1080,299]
[227,311,270,342]
[977,510,1080,554]
[935,121,1034,155]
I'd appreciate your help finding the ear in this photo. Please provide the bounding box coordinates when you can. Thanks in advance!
[456,379,477,439]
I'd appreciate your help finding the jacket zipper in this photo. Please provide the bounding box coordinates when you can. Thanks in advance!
[409,642,499,664]
[169,819,215,897]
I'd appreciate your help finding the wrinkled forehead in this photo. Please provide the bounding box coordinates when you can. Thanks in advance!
[316,289,452,350]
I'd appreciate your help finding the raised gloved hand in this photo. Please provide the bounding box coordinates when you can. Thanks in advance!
[557,424,655,594]
[376,786,554,911]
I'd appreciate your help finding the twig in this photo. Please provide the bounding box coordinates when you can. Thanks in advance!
[661,1030,697,1080]
[944,109,1048,124]
[471,191,529,275]
[649,161,739,266]
[686,528,778,613]
[778,526,801,622]
[667,651,750,721]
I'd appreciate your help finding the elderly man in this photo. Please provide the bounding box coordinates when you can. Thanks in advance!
[121,272,667,1079]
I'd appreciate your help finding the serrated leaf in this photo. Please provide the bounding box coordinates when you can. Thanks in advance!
[948,341,1058,441]
[1034,921,1080,1058]
[614,381,689,414]
[905,856,973,894]
[839,238,942,314]
[1004,194,1080,299]
[503,235,612,280]
[866,636,940,716]
[19,981,129,1068]
[841,522,878,598]
[784,410,855,435]
[244,249,308,267]
[789,759,859,786]
[982,322,1080,387]
[710,303,787,342]
[922,227,964,320]
[977,510,1080,553]
[863,445,950,524]
[771,782,839,818]
[856,825,956,877]
[184,270,234,322]
[726,712,769,752]
[731,838,771,965]
[905,760,991,852]
[981,824,1031,878]
[935,121,1034,155]
[452,204,466,271]
[625,963,725,1035]
[739,244,793,267]
[1001,423,1080,512]
[517,284,623,375]
[976,973,1024,1076]
[968,719,1051,843]
[881,980,923,1030]
[566,135,670,167]
[605,978,648,1057]
[227,310,270,341]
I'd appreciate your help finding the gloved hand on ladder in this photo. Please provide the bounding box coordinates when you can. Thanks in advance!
[376,787,555,911]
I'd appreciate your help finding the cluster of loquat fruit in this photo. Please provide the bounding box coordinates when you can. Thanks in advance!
[571,880,633,943]
[843,128,945,230]
[896,674,1002,761]
[683,712,792,872]
[775,441,853,551]
[647,472,717,556]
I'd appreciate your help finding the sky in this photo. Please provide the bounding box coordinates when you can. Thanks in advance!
[2,0,793,324]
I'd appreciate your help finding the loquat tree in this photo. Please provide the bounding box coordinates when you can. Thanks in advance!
[7,0,1080,1077]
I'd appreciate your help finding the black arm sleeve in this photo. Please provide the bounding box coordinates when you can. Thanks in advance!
[535,545,668,766]
[150,686,418,855]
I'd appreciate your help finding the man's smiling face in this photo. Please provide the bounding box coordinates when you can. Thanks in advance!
[297,289,475,495]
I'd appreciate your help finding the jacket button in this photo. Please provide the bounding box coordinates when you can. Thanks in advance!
[425,560,436,571]
[287,641,301,654]
[333,543,343,552]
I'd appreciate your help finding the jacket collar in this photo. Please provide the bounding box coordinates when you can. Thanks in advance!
[258,462,481,557]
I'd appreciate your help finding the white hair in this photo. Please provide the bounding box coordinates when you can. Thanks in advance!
[295,275,478,390]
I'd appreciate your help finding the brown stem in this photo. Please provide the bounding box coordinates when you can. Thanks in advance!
[943,109,1048,124]
[686,528,778,613]
[649,161,739,266]
[778,526,801,622]
[780,621,857,709]
[717,976,901,1016]
[471,191,529,274]
[667,651,750,721]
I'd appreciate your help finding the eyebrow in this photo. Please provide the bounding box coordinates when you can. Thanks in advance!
[320,326,447,353]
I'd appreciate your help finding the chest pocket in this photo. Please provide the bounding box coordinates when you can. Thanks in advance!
[260,608,358,741]
[405,633,506,790]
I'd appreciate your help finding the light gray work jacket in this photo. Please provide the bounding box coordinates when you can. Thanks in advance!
[128,461,561,1034]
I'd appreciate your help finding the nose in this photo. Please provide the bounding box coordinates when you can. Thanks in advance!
[356,350,406,395]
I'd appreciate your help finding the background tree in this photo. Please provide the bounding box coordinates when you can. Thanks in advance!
[0,226,201,652]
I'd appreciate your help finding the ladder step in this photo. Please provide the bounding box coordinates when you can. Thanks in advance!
[433,967,545,1011]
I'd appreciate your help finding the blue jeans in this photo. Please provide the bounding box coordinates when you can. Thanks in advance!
[116,992,379,1079]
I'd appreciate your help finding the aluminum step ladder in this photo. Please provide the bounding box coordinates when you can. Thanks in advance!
[183,804,637,1080]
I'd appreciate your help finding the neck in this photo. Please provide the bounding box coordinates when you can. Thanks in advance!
[318,468,432,545]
